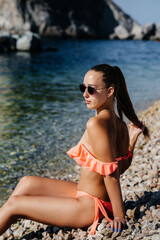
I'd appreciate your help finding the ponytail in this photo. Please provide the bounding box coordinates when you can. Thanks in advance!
[113,66,149,138]
[90,64,149,138]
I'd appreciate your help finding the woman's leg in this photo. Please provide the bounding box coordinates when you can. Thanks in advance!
[10,176,78,198]
[0,176,78,235]
[0,194,95,235]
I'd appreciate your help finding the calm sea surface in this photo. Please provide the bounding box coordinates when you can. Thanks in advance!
[0,40,160,204]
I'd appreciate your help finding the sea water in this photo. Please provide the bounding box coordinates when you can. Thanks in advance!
[0,40,160,204]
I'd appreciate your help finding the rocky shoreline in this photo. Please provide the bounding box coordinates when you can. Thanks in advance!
[0,0,160,53]
[0,100,160,240]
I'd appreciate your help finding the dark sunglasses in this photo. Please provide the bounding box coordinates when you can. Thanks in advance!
[79,84,107,95]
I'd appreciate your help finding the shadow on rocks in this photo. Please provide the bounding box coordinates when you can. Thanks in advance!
[124,190,160,221]
[19,227,45,240]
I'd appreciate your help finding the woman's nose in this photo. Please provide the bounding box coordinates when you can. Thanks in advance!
[83,88,89,98]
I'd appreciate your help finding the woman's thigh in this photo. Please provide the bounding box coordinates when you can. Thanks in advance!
[10,195,95,228]
[11,176,78,198]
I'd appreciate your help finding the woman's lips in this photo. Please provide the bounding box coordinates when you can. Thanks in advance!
[85,100,90,104]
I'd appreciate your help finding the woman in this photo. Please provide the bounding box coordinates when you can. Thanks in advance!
[0,64,149,236]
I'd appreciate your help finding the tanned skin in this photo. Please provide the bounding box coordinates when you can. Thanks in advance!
[0,70,144,235]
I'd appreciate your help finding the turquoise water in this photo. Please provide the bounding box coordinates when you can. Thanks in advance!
[0,40,160,204]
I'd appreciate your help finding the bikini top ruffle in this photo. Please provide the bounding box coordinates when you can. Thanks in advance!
[67,143,131,176]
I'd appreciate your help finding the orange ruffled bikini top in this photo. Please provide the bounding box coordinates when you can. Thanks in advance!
[67,143,131,176]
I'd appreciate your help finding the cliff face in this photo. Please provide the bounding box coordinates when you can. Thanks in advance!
[0,0,140,38]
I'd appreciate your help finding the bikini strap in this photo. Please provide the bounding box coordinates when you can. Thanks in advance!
[76,191,112,235]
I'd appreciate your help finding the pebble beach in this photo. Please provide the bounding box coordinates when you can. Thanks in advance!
[0,100,160,240]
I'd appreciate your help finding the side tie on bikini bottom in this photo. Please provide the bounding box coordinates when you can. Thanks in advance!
[76,191,113,235]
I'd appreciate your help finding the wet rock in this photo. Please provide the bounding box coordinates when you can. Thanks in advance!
[16,31,41,52]
[0,36,11,52]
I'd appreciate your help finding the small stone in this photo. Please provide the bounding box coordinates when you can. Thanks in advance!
[97,222,105,231]
[10,151,16,155]
[153,178,158,183]
[111,230,121,239]
[152,234,160,240]
[150,183,157,188]
[152,209,160,219]
[13,228,24,237]
[92,234,102,240]
[155,223,160,229]
[130,224,135,231]
[141,222,153,231]
[65,233,73,240]
[53,226,60,234]
[5,228,13,237]
[57,229,64,237]
[24,220,32,228]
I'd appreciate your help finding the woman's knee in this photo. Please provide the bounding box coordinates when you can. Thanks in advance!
[15,176,35,195]
[5,196,19,214]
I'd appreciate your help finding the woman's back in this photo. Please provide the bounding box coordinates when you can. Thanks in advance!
[77,112,130,176]
[114,116,130,175]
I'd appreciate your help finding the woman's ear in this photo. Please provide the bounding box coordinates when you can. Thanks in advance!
[107,86,115,98]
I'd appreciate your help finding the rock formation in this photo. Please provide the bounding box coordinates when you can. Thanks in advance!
[0,0,141,38]
[0,0,159,51]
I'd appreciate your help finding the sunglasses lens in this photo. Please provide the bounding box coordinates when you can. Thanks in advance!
[88,86,94,95]
[79,85,95,95]
[79,84,86,93]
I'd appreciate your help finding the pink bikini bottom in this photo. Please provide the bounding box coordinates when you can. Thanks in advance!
[76,190,113,235]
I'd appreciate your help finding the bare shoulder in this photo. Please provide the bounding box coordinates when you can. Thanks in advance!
[86,114,112,131]
[86,113,116,162]
[86,114,113,144]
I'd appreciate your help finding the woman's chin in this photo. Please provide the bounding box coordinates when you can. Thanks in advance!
[86,105,95,110]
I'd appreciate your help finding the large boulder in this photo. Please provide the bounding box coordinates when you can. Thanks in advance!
[142,23,156,40]
[109,25,134,40]
[150,23,160,41]
[133,23,156,40]
[16,31,41,51]
[0,36,11,52]
[0,31,17,52]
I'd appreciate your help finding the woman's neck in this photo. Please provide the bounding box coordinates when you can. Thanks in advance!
[96,108,115,116]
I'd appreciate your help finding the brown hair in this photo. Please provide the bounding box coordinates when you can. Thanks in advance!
[90,64,149,138]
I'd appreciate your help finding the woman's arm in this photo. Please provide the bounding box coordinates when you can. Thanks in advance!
[86,116,125,232]
[126,122,145,168]
[129,122,145,154]
[104,170,125,231]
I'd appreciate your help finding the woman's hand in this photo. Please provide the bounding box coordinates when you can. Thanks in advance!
[129,121,145,140]
[107,217,126,232]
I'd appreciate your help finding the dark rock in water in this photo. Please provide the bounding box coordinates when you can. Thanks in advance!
[0,30,42,53]
[150,23,160,41]
[142,23,156,40]
[0,36,11,52]
[0,31,17,52]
